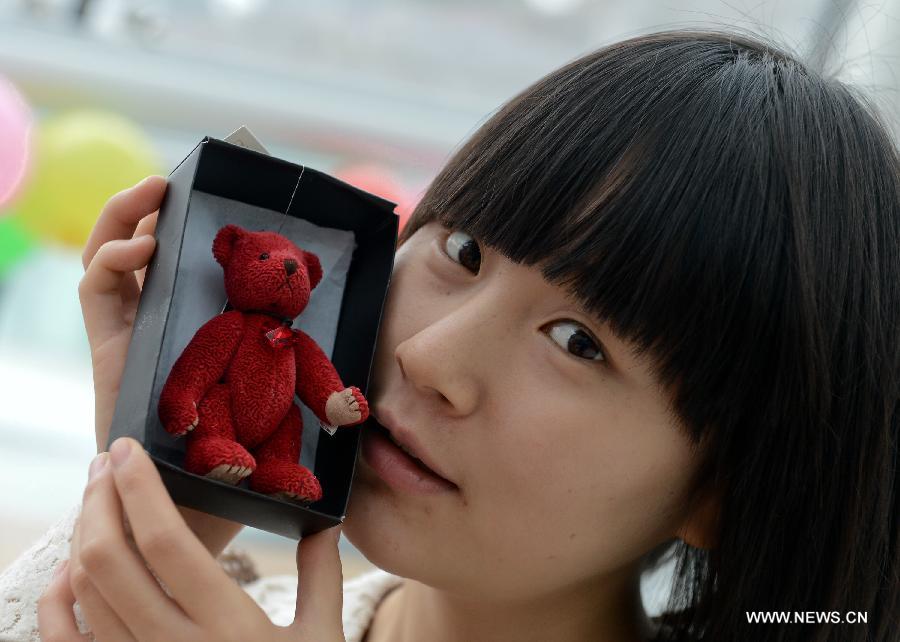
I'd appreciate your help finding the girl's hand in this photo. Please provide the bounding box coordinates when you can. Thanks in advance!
[79,176,165,454]
[37,438,346,642]
[79,177,244,556]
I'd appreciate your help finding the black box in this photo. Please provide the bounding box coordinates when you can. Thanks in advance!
[108,137,398,539]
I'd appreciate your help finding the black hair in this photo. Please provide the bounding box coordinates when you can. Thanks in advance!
[398,28,899,642]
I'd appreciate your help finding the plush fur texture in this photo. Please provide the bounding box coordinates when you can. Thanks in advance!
[158,224,369,504]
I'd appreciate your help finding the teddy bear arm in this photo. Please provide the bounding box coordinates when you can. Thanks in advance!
[291,329,348,423]
[158,311,245,433]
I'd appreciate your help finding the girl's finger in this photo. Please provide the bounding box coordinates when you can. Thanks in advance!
[133,210,159,289]
[107,438,252,625]
[69,519,137,642]
[292,526,344,630]
[77,452,190,639]
[78,235,157,350]
[82,175,166,270]
[37,561,92,642]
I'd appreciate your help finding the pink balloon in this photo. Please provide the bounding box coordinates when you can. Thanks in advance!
[334,163,418,232]
[0,76,32,210]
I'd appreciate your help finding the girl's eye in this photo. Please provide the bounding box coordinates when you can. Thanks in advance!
[443,229,482,275]
[544,321,606,363]
[259,253,269,260]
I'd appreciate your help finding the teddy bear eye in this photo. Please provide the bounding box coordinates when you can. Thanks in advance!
[259,253,270,261]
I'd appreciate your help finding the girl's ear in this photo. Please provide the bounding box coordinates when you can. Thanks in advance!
[304,251,323,290]
[212,225,244,267]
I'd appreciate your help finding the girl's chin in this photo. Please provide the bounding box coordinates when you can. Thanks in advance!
[344,473,398,538]
[342,503,417,578]
[344,474,440,574]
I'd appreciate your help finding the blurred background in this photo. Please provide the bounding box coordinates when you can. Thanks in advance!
[0,0,897,603]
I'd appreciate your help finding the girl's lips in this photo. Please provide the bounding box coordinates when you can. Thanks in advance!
[361,422,459,495]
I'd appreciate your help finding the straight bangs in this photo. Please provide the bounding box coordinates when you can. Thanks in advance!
[403,30,813,447]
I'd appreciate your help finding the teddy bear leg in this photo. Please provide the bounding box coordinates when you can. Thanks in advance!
[248,403,322,504]
[184,383,256,484]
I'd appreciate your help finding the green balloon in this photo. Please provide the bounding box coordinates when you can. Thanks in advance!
[14,110,162,248]
[0,214,35,278]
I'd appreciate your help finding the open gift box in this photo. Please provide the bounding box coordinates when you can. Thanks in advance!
[108,136,398,539]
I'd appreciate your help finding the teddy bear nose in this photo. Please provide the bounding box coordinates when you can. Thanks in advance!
[284,258,298,275]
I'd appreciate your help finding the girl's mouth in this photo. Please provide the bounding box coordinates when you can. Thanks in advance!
[361,420,459,495]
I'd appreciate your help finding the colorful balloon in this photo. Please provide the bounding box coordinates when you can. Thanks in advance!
[334,164,418,233]
[0,76,33,210]
[15,110,162,248]
[0,215,35,279]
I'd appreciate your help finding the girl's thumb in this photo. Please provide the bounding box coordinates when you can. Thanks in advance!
[292,525,344,630]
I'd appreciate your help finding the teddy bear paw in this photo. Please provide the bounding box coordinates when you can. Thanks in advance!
[269,490,317,507]
[325,386,369,427]
[207,464,254,484]
[250,461,323,504]
[164,401,199,437]
[185,438,256,482]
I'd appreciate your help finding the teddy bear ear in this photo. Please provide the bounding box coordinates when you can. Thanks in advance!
[212,225,244,267]
[304,251,323,290]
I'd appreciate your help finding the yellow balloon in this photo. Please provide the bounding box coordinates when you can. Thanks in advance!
[15,110,162,248]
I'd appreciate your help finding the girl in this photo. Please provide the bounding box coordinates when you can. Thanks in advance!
[1,27,896,642]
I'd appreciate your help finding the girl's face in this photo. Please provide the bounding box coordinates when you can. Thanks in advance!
[344,220,709,600]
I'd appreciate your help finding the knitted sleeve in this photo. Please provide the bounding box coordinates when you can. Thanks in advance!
[0,506,401,642]
[0,504,81,641]
[0,509,267,641]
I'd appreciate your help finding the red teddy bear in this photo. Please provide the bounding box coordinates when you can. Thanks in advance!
[158,224,369,504]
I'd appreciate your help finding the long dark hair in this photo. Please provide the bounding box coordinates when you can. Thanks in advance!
[397,28,899,642]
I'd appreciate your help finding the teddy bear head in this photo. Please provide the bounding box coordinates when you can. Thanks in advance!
[211,224,323,320]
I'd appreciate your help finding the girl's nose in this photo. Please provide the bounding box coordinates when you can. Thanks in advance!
[393,303,492,417]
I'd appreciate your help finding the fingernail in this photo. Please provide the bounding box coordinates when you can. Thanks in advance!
[52,559,68,579]
[88,452,109,479]
[110,438,132,468]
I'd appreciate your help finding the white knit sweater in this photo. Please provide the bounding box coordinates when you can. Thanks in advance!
[0,505,403,642]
